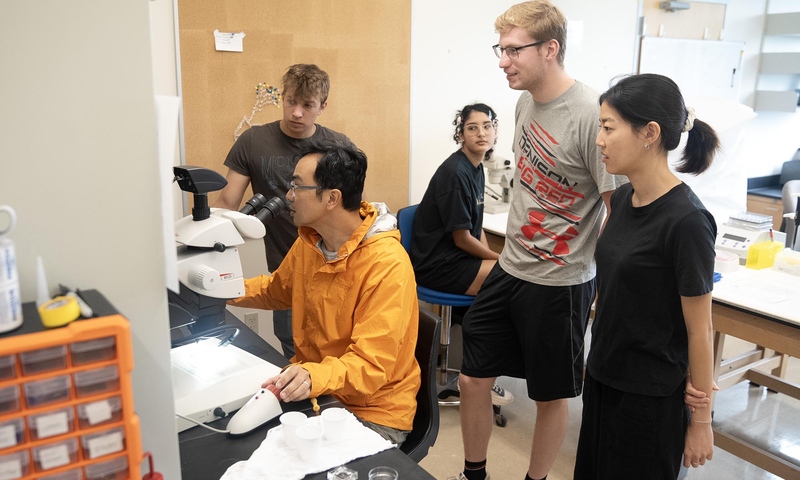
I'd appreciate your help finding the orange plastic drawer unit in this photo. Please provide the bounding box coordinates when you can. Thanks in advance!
[0,314,141,479]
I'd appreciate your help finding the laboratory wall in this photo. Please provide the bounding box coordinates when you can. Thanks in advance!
[409,0,640,202]
[1,2,181,479]
[409,0,798,202]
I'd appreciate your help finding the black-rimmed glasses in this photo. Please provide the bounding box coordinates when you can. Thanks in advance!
[289,181,320,194]
[492,40,547,60]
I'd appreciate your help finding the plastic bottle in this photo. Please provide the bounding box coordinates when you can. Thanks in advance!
[0,206,23,333]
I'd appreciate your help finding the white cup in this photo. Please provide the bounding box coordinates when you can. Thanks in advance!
[321,407,349,442]
[279,411,308,449]
[295,423,323,463]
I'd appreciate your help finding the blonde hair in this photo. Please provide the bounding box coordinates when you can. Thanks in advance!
[495,0,568,66]
[282,64,330,103]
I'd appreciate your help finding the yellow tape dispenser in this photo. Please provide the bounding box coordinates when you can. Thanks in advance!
[38,296,81,328]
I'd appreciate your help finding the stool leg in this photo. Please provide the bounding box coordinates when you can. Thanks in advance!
[438,305,452,386]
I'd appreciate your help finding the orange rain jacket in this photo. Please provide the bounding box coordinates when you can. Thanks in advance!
[229,202,421,431]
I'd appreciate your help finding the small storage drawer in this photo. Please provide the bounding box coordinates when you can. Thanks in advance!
[28,407,75,440]
[0,385,20,415]
[0,450,31,478]
[84,455,127,480]
[73,366,119,398]
[39,467,83,480]
[77,396,122,429]
[70,337,116,366]
[31,437,79,472]
[0,355,16,381]
[81,427,125,460]
[0,417,25,449]
[24,375,71,407]
[20,345,67,375]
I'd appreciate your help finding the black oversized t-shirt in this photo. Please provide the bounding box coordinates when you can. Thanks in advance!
[587,182,716,396]
[410,150,484,286]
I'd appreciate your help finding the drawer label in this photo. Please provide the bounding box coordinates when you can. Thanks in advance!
[85,399,113,425]
[0,459,21,480]
[39,443,70,470]
[0,425,17,449]
[88,431,123,459]
[36,411,70,438]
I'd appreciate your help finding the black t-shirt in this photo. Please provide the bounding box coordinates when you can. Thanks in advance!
[223,121,351,271]
[410,150,484,281]
[587,182,716,396]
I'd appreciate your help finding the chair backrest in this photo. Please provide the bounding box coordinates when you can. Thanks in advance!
[783,180,800,250]
[779,160,800,186]
[400,306,441,462]
[397,204,419,255]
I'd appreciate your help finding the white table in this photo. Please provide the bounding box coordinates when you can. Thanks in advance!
[710,267,800,479]
[483,212,508,254]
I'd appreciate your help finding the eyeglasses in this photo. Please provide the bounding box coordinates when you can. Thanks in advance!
[464,123,495,136]
[492,40,547,60]
[289,181,320,194]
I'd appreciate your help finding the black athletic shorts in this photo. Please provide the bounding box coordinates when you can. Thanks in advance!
[460,263,595,401]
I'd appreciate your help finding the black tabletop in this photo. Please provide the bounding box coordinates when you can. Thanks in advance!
[178,312,435,480]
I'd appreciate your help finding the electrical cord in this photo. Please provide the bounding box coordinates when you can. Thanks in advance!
[176,413,231,434]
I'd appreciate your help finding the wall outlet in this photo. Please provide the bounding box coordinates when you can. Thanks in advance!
[244,312,259,334]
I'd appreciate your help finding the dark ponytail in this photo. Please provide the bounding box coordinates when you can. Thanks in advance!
[679,119,719,175]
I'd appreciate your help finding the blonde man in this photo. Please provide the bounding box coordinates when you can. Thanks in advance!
[452,2,622,479]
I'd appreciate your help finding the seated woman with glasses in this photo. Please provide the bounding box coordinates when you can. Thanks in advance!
[411,103,500,297]
[410,103,512,407]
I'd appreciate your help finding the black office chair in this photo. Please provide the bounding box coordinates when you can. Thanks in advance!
[400,307,441,462]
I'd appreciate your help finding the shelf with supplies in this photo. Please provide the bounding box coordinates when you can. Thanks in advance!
[0,294,141,480]
[754,11,800,112]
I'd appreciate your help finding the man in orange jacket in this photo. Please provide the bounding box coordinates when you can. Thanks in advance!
[229,139,420,445]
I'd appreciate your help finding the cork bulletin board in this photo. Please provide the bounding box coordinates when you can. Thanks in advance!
[177,1,411,212]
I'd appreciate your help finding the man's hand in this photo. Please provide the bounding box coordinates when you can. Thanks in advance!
[263,364,312,402]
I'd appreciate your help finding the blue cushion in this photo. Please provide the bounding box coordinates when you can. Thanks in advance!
[417,286,474,307]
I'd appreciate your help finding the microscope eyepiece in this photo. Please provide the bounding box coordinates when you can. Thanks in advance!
[255,196,288,225]
[238,194,288,226]
[239,193,268,216]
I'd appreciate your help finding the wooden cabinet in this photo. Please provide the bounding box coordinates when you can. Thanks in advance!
[747,194,784,231]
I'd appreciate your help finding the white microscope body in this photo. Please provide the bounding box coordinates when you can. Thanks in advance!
[174,209,266,300]
[484,153,514,214]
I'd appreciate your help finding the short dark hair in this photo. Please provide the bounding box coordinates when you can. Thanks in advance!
[295,139,367,211]
[599,73,720,175]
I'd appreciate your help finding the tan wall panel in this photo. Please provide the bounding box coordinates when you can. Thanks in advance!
[178,0,410,212]
[642,1,726,40]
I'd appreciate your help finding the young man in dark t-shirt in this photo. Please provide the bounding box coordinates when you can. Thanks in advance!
[214,64,351,359]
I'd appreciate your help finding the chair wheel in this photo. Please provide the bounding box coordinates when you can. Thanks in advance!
[494,413,507,427]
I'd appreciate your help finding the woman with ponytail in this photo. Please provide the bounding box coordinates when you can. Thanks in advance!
[574,73,719,479]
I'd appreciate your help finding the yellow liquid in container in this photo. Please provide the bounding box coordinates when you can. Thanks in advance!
[745,241,784,270]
